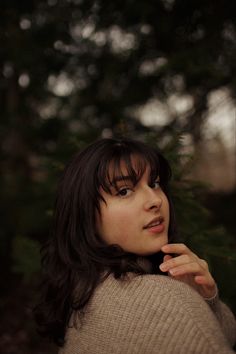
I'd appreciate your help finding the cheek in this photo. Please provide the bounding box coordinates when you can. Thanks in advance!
[95,204,107,238]
[104,206,130,230]
[162,194,170,220]
[97,205,132,241]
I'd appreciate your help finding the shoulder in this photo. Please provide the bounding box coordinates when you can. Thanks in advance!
[88,273,220,330]
[64,274,233,354]
[95,273,206,309]
[91,274,231,347]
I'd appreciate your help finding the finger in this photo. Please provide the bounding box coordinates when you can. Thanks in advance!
[194,275,215,287]
[160,254,195,272]
[199,259,209,271]
[163,255,172,262]
[167,262,206,277]
[162,253,209,273]
[161,243,192,255]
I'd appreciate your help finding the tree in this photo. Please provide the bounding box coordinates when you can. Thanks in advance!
[0,1,236,351]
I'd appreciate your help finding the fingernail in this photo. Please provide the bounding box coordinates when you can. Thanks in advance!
[159,263,167,271]
[169,269,177,275]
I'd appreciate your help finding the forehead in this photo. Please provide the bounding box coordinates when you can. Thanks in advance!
[108,155,150,178]
[96,146,168,196]
[101,153,159,191]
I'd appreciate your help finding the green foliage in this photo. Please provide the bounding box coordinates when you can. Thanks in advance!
[12,235,41,282]
[151,135,236,312]
[0,0,235,321]
[158,135,236,259]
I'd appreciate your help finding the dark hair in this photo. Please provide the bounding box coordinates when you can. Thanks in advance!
[34,138,177,346]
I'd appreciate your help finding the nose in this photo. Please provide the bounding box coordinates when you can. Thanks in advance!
[143,187,162,211]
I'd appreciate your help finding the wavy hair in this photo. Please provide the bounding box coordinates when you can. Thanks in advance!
[34,138,177,346]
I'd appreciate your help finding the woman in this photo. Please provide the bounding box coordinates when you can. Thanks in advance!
[35,138,236,353]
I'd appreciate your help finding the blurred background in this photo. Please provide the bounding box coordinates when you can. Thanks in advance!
[0,0,236,353]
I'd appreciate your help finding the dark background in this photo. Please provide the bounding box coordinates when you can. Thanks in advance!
[0,1,236,353]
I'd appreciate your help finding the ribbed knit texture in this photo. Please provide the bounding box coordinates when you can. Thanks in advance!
[59,274,236,354]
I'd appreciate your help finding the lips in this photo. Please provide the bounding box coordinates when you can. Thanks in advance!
[143,216,164,229]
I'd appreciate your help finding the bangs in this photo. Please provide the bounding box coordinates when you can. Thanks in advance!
[96,144,166,194]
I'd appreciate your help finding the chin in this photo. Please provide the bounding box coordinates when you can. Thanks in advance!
[138,248,163,256]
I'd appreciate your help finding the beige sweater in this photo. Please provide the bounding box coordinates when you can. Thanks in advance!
[60,274,236,354]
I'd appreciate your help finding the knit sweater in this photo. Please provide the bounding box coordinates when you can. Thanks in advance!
[59,274,236,354]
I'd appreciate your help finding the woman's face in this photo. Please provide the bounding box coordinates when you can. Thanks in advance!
[96,159,170,255]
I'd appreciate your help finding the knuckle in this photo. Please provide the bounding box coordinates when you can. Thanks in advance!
[169,258,177,267]
[200,259,208,268]
[179,243,187,251]
[183,254,191,263]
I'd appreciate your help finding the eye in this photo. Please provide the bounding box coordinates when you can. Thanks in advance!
[150,180,160,189]
[116,187,133,197]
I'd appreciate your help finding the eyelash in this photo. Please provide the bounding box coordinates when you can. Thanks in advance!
[151,180,160,189]
[116,180,160,197]
[116,187,133,197]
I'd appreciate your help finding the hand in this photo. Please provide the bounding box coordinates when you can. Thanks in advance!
[159,243,217,299]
